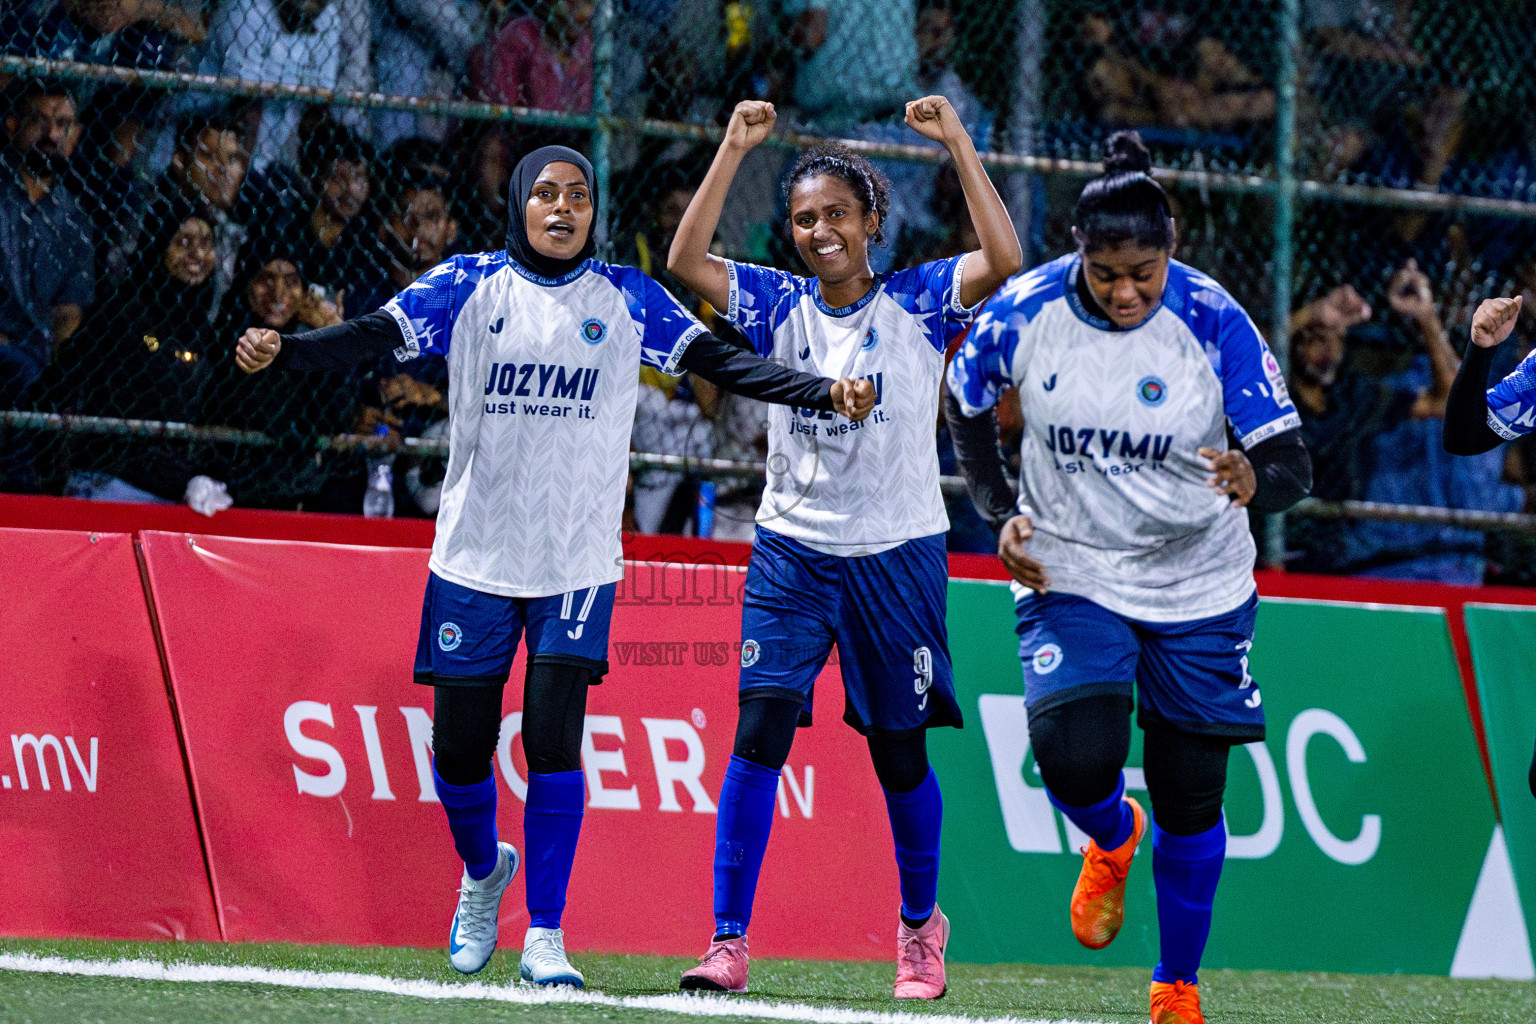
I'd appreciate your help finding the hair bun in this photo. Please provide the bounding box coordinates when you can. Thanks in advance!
[1101,130,1153,175]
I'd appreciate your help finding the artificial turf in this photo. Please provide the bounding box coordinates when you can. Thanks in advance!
[1,937,1533,1024]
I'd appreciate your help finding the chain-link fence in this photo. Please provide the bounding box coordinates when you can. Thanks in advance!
[2,1,1535,580]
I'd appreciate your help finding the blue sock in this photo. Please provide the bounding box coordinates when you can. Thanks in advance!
[712,755,781,937]
[433,766,500,881]
[1151,818,1227,985]
[1048,773,1134,850]
[525,770,586,929]
[883,768,943,923]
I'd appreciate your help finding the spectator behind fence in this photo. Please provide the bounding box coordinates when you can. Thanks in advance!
[0,82,92,411]
[469,0,595,114]
[286,120,385,309]
[1078,10,1274,142]
[371,0,482,149]
[914,2,988,147]
[351,154,460,317]
[449,123,512,255]
[1286,260,1469,575]
[786,0,916,130]
[204,0,371,171]
[1300,0,1422,179]
[152,113,250,312]
[59,192,228,509]
[0,0,196,86]
[1350,265,1524,583]
[212,239,364,510]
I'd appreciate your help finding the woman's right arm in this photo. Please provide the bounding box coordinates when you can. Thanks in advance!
[235,310,404,374]
[666,101,777,313]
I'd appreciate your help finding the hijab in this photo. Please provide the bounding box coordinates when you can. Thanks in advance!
[504,145,598,279]
[133,189,218,340]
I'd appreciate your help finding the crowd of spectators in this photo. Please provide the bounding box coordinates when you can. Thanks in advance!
[1,0,1535,584]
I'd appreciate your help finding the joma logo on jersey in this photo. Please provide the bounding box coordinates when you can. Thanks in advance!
[484,362,601,401]
[1045,424,1174,461]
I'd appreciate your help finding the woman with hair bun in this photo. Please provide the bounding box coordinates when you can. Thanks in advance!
[667,96,1021,999]
[946,130,1312,1024]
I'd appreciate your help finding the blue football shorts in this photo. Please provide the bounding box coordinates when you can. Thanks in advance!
[414,571,617,686]
[1014,589,1264,740]
[737,526,963,736]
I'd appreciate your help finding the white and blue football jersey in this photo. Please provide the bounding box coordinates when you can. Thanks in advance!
[384,254,706,597]
[720,254,976,553]
[1485,348,1536,440]
[947,254,1300,622]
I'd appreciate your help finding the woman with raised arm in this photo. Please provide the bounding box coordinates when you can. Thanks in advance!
[666,97,1021,998]
[235,144,874,989]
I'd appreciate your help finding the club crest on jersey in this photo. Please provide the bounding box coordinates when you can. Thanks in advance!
[580,318,607,344]
[438,622,464,652]
[1137,376,1168,407]
[741,639,761,667]
[862,327,879,351]
[1032,643,1064,675]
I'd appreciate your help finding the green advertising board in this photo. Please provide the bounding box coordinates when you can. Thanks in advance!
[1464,604,1536,966]
[934,581,1506,975]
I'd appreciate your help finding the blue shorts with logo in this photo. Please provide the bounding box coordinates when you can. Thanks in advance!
[738,526,963,736]
[414,572,617,686]
[1014,590,1264,741]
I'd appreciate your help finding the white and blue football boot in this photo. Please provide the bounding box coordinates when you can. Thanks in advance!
[520,927,586,987]
[447,842,520,975]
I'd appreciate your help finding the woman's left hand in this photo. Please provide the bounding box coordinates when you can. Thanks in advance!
[905,96,967,148]
[1199,446,1256,506]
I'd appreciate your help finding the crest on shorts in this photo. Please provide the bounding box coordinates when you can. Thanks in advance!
[862,327,879,351]
[740,639,761,667]
[438,622,464,652]
[1137,375,1168,407]
[581,318,607,344]
[1032,642,1064,675]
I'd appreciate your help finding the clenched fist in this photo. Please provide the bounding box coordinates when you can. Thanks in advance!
[724,101,776,153]
[235,328,281,373]
[831,376,877,421]
[905,95,967,148]
[1471,295,1523,349]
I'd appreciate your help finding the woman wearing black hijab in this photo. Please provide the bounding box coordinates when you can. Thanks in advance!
[58,192,227,508]
[233,144,876,985]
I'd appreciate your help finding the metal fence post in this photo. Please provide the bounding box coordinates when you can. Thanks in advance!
[1266,0,1301,569]
[592,0,616,255]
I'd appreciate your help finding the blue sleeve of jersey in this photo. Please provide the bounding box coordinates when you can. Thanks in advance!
[945,295,1019,416]
[721,260,797,357]
[1487,348,1536,439]
[383,253,500,361]
[628,271,709,376]
[887,254,978,352]
[1213,300,1302,448]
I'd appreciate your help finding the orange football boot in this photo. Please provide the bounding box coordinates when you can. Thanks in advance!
[1149,980,1204,1024]
[1069,795,1147,949]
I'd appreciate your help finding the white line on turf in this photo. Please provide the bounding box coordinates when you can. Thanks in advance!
[0,953,1109,1024]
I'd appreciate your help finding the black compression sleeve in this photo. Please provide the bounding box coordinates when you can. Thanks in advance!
[275,310,405,372]
[1444,343,1504,455]
[1246,429,1312,514]
[677,332,835,409]
[941,386,1017,531]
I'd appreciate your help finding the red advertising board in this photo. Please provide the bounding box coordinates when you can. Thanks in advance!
[138,532,896,958]
[0,529,219,941]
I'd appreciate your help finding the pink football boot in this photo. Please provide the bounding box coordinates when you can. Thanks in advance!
[894,907,950,999]
[679,935,749,994]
